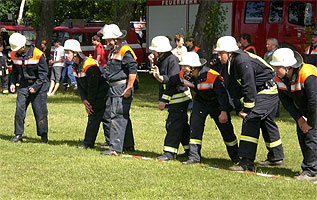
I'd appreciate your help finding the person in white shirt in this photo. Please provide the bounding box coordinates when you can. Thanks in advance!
[171,33,187,61]
[47,39,64,96]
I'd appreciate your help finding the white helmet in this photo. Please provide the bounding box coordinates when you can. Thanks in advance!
[64,39,82,52]
[149,36,172,53]
[215,36,239,52]
[101,24,127,39]
[179,52,207,67]
[270,48,303,68]
[9,33,26,51]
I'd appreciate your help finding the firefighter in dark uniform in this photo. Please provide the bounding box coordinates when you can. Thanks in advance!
[9,33,49,143]
[216,36,285,171]
[240,33,257,54]
[162,52,239,164]
[99,24,137,155]
[303,31,317,67]
[63,39,108,149]
[0,41,9,95]
[270,48,317,182]
[148,36,192,161]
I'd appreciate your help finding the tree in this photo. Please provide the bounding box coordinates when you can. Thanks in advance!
[35,0,56,49]
[192,0,228,63]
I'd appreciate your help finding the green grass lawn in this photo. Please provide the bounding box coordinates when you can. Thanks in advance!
[0,73,316,199]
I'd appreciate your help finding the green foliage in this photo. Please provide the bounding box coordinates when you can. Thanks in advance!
[0,0,146,27]
[0,73,316,199]
[203,2,228,44]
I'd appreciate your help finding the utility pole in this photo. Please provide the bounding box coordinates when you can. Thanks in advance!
[17,0,26,25]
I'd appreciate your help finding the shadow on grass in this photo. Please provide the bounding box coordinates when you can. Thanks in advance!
[199,156,297,178]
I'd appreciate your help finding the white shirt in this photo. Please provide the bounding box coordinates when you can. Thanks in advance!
[53,46,64,67]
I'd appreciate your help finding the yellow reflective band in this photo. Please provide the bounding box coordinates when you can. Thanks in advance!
[258,85,278,95]
[183,145,190,150]
[224,139,238,146]
[163,84,166,90]
[163,146,178,153]
[237,79,242,85]
[244,102,255,108]
[0,71,2,76]
[168,88,192,104]
[162,94,171,101]
[3,90,9,94]
[265,139,282,148]
[190,139,202,145]
[246,52,274,71]
[6,69,8,74]
[240,135,258,144]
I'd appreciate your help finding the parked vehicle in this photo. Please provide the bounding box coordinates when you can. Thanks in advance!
[146,0,316,56]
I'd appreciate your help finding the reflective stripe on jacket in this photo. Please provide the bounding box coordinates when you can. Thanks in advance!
[73,57,99,78]
[276,63,317,92]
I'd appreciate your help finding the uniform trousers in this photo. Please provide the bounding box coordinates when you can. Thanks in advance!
[163,102,190,154]
[296,120,317,176]
[107,95,133,153]
[238,93,284,161]
[14,86,48,137]
[83,94,106,147]
[188,99,239,162]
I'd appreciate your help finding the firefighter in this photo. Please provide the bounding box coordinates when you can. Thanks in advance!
[270,48,317,182]
[149,36,192,161]
[63,39,107,149]
[9,33,49,143]
[100,24,137,155]
[162,52,239,165]
[0,41,9,95]
[239,33,257,54]
[303,31,317,67]
[216,36,284,171]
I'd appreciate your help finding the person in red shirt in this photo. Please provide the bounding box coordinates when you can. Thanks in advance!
[92,35,106,67]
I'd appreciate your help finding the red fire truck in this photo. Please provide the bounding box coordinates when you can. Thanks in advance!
[146,0,316,57]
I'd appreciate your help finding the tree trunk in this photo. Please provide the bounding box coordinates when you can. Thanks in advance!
[113,0,135,34]
[35,0,56,50]
[193,0,217,63]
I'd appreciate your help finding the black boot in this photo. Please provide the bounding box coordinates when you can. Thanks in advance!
[229,157,254,171]
[11,135,23,143]
[41,134,48,143]
[177,150,189,158]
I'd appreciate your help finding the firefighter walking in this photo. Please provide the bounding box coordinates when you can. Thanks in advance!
[162,52,239,164]
[9,33,49,143]
[99,24,137,155]
[271,48,317,182]
[216,36,284,171]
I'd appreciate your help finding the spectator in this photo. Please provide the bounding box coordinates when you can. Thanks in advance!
[0,41,9,95]
[239,33,257,54]
[39,40,51,65]
[61,59,77,91]
[171,33,187,61]
[185,36,202,57]
[264,38,278,64]
[304,31,317,66]
[47,39,64,96]
[92,35,106,67]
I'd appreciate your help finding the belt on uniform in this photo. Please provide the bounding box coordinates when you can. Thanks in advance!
[109,79,127,86]
[28,80,34,83]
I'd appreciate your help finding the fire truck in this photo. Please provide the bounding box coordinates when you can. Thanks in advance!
[52,21,146,66]
[146,0,316,57]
